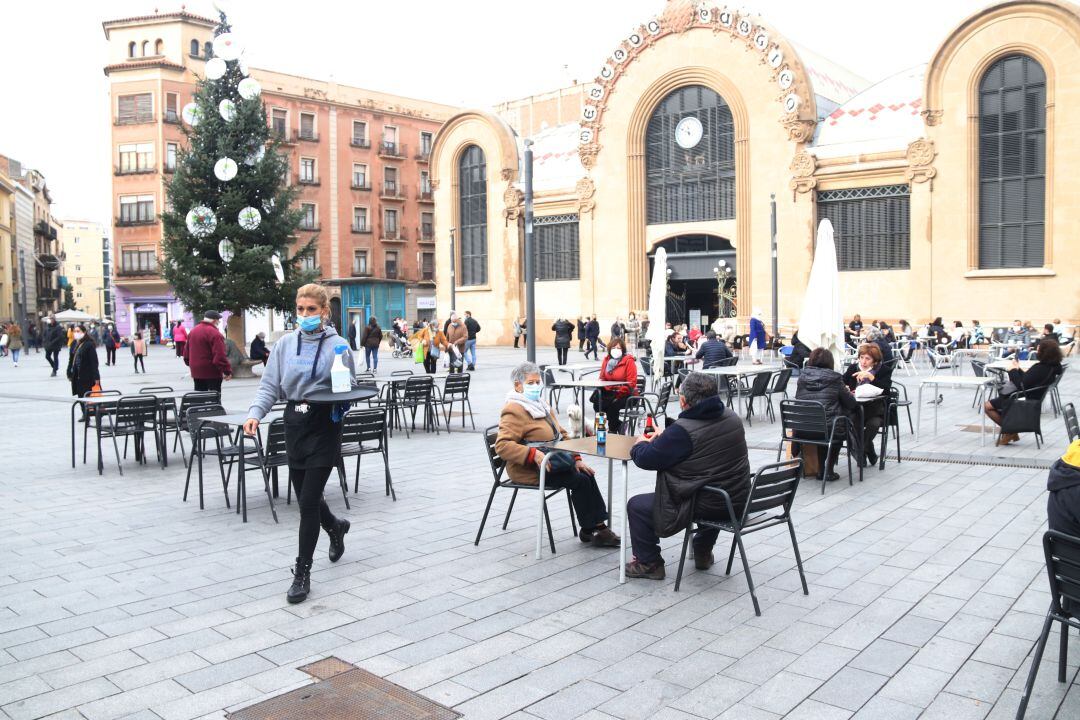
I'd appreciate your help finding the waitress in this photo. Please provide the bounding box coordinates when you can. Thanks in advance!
[244,283,356,604]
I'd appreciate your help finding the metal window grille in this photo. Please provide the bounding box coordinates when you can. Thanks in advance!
[978,54,1046,269]
[646,85,735,225]
[458,145,487,285]
[817,185,910,271]
[532,214,580,281]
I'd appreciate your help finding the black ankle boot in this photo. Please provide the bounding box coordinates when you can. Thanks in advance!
[327,518,350,563]
[287,557,312,604]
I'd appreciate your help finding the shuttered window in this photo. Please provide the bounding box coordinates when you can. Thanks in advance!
[117,93,153,124]
[817,185,911,271]
[533,214,580,281]
[458,145,487,285]
[978,54,1045,269]
[646,85,735,225]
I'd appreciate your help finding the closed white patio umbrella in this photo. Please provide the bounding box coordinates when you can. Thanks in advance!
[53,309,98,323]
[646,247,668,379]
[797,218,844,368]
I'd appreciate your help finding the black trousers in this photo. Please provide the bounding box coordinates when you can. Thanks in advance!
[594,391,630,434]
[578,337,585,352]
[45,349,60,372]
[194,378,222,393]
[514,335,521,348]
[585,339,598,359]
[627,492,722,565]
[133,355,145,372]
[105,345,117,365]
[556,347,568,365]
[861,407,884,460]
[423,354,438,374]
[290,466,338,563]
[545,468,608,529]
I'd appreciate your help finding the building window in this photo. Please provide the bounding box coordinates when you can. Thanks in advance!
[119,195,155,224]
[203,41,212,58]
[299,112,316,140]
[978,54,1046,269]
[646,85,735,225]
[300,157,316,183]
[352,206,369,232]
[458,145,487,285]
[271,108,287,138]
[165,142,178,171]
[121,249,157,273]
[141,40,149,57]
[382,126,398,154]
[421,211,433,240]
[816,185,911,271]
[421,252,434,281]
[385,250,398,279]
[420,171,432,196]
[189,39,199,56]
[118,143,154,173]
[165,92,179,123]
[384,208,398,236]
[117,93,153,124]
[420,132,433,157]
[154,39,163,55]
[300,203,317,230]
[352,121,368,146]
[532,214,580,280]
[75,265,81,271]
[129,42,137,58]
[352,163,368,189]
[299,251,317,272]
[384,166,398,194]
[353,249,368,274]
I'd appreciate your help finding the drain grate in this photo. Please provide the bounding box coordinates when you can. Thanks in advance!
[298,657,357,680]
[747,442,1052,470]
[227,667,461,720]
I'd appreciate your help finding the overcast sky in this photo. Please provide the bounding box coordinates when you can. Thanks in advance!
[4,0,988,227]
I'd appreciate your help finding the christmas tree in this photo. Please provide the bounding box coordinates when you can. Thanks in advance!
[161,12,316,322]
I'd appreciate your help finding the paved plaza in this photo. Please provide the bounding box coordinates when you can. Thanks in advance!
[0,344,1077,719]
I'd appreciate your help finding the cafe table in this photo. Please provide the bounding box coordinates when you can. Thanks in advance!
[549,379,628,436]
[697,364,777,418]
[536,434,638,584]
[915,376,994,445]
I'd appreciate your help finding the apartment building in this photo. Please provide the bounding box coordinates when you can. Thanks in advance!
[0,155,62,324]
[60,220,111,318]
[103,9,457,338]
[0,172,15,322]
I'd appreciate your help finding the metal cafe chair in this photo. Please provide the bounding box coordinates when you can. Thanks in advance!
[162,391,220,467]
[998,385,1050,448]
[183,404,237,512]
[97,396,162,476]
[434,372,476,432]
[777,399,853,494]
[338,409,394,501]
[397,375,439,438]
[246,417,289,506]
[743,371,773,426]
[81,390,122,469]
[1065,403,1078,443]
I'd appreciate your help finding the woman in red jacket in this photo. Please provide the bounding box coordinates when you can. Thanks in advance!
[594,336,638,434]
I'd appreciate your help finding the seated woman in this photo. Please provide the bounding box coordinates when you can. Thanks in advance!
[594,336,638,434]
[842,343,891,467]
[986,338,1063,445]
[664,331,693,379]
[495,362,620,547]
[795,348,857,481]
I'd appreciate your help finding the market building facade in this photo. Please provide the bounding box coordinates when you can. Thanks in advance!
[431,0,1080,345]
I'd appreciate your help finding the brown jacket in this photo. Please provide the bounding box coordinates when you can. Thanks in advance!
[446,322,468,352]
[409,327,446,359]
[495,402,573,485]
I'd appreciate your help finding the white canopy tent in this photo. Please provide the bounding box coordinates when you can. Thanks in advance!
[52,309,98,323]
[797,218,844,369]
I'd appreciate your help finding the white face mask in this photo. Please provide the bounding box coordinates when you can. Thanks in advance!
[610,349,623,359]
[73,332,84,341]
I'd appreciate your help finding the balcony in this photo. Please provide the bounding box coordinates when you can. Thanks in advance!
[296,174,321,186]
[117,266,159,277]
[114,166,157,176]
[114,114,155,126]
[350,223,372,234]
[298,223,321,232]
[163,109,180,124]
[34,220,58,240]
[378,141,406,159]
[36,253,61,271]
[385,266,399,280]
[418,226,435,244]
[295,128,319,143]
[421,271,435,282]
[351,268,372,277]
[115,216,157,228]
[380,182,405,200]
[350,137,371,149]
[350,180,372,191]
[381,227,407,243]
[271,126,294,144]
[38,287,60,301]
[417,187,434,203]
[415,148,432,162]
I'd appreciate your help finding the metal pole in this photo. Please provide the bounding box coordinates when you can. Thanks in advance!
[448,227,456,317]
[524,140,536,362]
[770,193,779,340]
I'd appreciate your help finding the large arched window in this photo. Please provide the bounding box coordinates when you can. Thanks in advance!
[154,39,163,55]
[458,145,487,286]
[190,39,199,56]
[645,85,735,225]
[128,41,137,58]
[978,54,1045,268]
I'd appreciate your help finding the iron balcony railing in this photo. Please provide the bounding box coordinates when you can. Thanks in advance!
[378,141,406,159]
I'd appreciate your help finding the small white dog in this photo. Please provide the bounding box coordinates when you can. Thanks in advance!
[566,404,584,438]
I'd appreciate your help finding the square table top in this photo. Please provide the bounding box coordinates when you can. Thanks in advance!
[919,375,993,387]
[988,360,1037,371]
[553,379,629,389]
[553,434,638,461]
[697,365,778,377]
[204,410,283,427]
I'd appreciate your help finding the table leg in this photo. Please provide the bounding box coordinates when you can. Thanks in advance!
[71,402,77,468]
[933,386,939,435]
[916,385,923,441]
[580,387,587,437]
[606,459,613,521]
[239,433,248,523]
[535,460,547,560]
[980,386,987,446]
[619,460,629,584]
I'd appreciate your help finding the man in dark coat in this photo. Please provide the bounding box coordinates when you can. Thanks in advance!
[694,331,732,368]
[576,318,586,352]
[1048,441,1080,537]
[183,310,232,392]
[624,372,751,580]
[551,318,574,365]
[585,317,601,360]
[43,316,66,377]
[463,310,481,371]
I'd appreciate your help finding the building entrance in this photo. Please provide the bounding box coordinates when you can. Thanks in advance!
[647,235,735,330]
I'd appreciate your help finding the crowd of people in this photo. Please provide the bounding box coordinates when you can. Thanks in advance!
[843,315,1073,360]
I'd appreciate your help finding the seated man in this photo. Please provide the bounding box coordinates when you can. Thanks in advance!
[624,372,751,579]
[694,330,732,369]
[250,332,271,365]
[1048,440,1080,537]
[495,361,620,547]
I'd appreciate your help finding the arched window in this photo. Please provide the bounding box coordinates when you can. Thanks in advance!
[458,145,487,286]
[128,41,136,58]
[190,39,199,56]
[154,39,163,55]
[204,42,212,59]
[141,40,149,57]
[978,54,1045,268]
[645,85,735,225]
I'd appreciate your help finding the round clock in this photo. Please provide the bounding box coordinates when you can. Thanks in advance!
[675,116,703,149]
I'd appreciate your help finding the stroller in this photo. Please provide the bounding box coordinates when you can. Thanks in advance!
[388,332,411,358]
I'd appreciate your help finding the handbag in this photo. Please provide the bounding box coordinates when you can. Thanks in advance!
[539,413,576,474]
[428,339,441,358]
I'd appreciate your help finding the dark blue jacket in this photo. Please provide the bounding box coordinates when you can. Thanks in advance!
[695,338,732,368]
[1048,458,1080,537]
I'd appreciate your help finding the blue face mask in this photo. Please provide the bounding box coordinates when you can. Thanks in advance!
[298,315,322,332]
[522,383,543,401]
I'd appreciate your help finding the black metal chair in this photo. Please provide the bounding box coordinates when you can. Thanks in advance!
[97,396,162,476]
[641,380,673,425]
[164,391,221,467]
[183,404,237,511]
[338,409,394,500]
[882,386,902,469]
[776,399,853,494]
[620,396,651,435]
[764,368,792,422]
[998,385,1050,448]
[247,417,288,505]
[673,459,808,617]
[540,365,571,410]
[396,375,438,437]
[82,390,121,469]
[1065,403,1078,443]
[475,425,576,554]
[435,373,475,432]
[1049,366,1067,419]
[1016,530,1080,719]
[744,372,773,426]
[891,380,914,434]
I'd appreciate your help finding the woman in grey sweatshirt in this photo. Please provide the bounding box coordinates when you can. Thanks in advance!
[244,284,356,604]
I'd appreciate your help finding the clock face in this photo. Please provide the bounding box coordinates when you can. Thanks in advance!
[675,116,703,149]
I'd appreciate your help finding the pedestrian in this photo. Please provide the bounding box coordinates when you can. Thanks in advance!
[131,332,147,373]
[0,325,8,358]
[183,310,232,392]
[585,316,601,360]
[347,317,359,351]
[173,321,188,359]
[1048,440,1080,537]
[521,318,528,347]
[445,312,468,373]
[411,319,446,374]
[593,336,638,434]
[552,317,574,365]
[243,283,355,605]
[43,316,65,376]
[748,309,767,365]
[625,312,641,356]
[104,323,121,366]
[66,324,100,402]
[6,324,22,366]
[463,311,481,371]
[576,317,586,352]
[27,324,40,354]
[611,316,625,340]
[359,316,383,372]
[513,317,523,349]
[250,332,271,364]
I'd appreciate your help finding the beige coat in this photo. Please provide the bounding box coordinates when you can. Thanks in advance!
[446,322,468,353]
[495,402,571,485]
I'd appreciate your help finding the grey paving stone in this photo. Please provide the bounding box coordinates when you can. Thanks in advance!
[850,696,922,719]
[811,666,889,712]
[878,663,953,708]
[742,669,823,715]
[918,691,993,720]
[526,680,620,720]
[1,677,119,720]
[945,659,1015,703]
[778,698,853,719]
[174,654,275,693]
[78,680,189,720]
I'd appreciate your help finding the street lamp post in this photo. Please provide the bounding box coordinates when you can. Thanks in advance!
[448,227,456,317]
[713,260,732,319]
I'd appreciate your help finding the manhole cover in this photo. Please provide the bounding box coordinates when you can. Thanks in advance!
[227,667,461,720]
[298,657,357,680]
